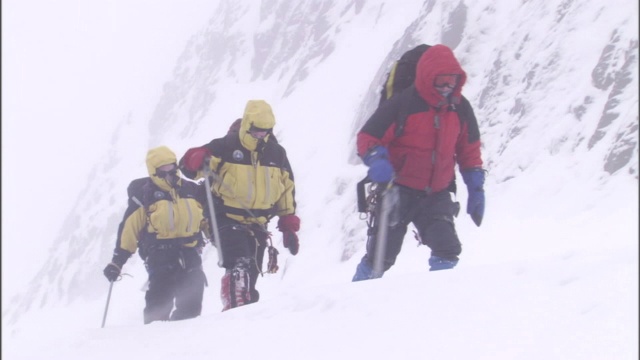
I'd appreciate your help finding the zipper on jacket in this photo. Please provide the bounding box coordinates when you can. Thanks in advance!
[185,199,193,233]
[426,113,442,194]
[168,201,175,232]
[245,165,254,207]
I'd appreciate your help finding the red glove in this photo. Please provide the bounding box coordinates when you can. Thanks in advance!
[182,147,211,172]
[278,215,300,255]
[278,214,300,232]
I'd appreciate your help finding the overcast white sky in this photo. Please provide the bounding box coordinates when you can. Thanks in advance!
[2,0,221,299]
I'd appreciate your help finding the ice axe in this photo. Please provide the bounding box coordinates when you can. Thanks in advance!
[372,180,399,277]
[101,281,114,328]
[202,159,224,267]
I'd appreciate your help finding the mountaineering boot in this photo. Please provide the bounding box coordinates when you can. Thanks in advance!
[221,257,252,311]
[428,256,458,271]
[352,256,384,282]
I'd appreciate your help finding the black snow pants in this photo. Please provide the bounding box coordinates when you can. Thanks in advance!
[143,244,206,324]
[363,185,462,272]
[216,216,269,308]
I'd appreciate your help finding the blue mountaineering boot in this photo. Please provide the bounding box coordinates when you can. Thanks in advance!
[428,256,458,271]
[352,257,384,282]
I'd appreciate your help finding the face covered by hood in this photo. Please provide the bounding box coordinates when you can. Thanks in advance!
[414,44,467,106]
[239,100,276,151]
[146,145,180,190]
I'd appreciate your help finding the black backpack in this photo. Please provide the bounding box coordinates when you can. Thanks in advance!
[379,44,431,105]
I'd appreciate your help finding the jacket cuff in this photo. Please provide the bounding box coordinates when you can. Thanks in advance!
[111,248,133,268]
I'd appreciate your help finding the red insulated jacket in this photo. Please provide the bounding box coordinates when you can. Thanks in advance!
[357,44,483,193]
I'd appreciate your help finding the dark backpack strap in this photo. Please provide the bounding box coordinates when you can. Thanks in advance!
[393,86,414,137]
[127,178,149,208]
[457,96,481,143]
[394,86,429,137]
[394,95,410,137]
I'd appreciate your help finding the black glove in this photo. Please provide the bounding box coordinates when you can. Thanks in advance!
[104,248,132,282]
[103,263,121,282]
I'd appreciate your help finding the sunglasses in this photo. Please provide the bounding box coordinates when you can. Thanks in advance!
[434,74,461,89]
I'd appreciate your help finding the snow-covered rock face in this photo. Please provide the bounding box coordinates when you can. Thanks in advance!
[4,0,637,326]
[148,0,361,142]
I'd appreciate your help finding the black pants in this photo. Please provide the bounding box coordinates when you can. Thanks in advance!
[363,186,462,272]
[216,216,269,304]
[143,245,206,324]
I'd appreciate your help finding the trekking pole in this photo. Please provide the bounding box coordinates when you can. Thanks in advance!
[101,281,114,328]
[202,161,224,267]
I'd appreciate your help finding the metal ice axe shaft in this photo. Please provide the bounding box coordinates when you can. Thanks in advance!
[372,182,398,276]
[202,162,224,267]
[101,281,114,328]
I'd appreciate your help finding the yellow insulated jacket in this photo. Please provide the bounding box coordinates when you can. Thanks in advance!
[115,146,206,257]
[195,101,297,225]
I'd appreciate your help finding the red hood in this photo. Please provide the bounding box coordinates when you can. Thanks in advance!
[414,44,467,106]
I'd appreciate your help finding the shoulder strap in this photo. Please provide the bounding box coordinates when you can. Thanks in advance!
[452,96,480,143]
[117,177,152,246]
[131,194,144,208]
[127,177,150,209]
[394,93,410,137]
[394,86,429,137]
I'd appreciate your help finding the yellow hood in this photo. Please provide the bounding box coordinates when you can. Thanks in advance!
[146,146,180,191]
[239,100,276,151]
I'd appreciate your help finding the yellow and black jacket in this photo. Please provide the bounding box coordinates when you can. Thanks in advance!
[112,146,206,265]
[182,100,296,225]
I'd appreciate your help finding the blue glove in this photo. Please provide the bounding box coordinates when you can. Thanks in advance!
[461,168,485,227]
[363,145,395,183]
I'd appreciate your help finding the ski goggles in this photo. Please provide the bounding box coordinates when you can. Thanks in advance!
[433,74,461,89]
[248,125,271,139]
[156,163,178,177]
